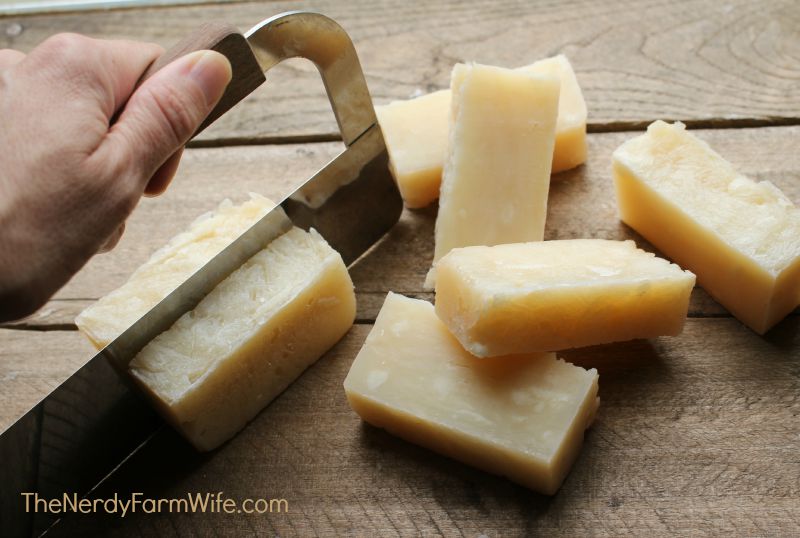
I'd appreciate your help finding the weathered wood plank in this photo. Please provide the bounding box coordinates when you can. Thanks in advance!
[4,125,796,329]
[25,317,798,537]
[0,283,746,330]
[2,0,798,142]
[0,0,248,17]
[0,330,94,431]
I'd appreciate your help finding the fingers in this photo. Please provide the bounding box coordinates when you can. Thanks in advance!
[101,50,231,191]
[98,222,125,253]
[93,39,163,116]
[144,148,183,197]
[0,49,25,71]
[17,34,162,120]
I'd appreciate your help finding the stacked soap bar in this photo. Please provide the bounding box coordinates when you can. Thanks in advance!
[77,197,356,451]
[376,55,586,208]
[434,239,696,356]
[426,62,560,288]
[613,121,800,333]
[344,293,599,495]
[76,195,275,349]
[130,226,355,451]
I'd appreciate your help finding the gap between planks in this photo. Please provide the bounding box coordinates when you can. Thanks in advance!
[3,0,799,142]
[186,117,800,149]
[3,300,796,332]
[4,125,798,331]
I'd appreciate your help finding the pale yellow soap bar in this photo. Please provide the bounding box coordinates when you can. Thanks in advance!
[435,240,695,357]
[531,55,588,174]
[376,55,586,208]
[76,195,275,349]
[613,121,800,334]
[426,63,560,288]
[344,293,599,495]
[130,227,355,451]
[376,90,451,208]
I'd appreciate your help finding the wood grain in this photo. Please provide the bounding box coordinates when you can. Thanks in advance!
[3,125,797,329]
[2,0,799,142]
[13,317,794,537]
[0,2,798,536]
[0,330,94,432]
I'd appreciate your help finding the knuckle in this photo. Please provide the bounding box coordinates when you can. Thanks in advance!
[40,33,91,57]
[31,33,100,86]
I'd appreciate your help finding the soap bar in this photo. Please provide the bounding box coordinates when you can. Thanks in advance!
[375,90,451,208]
[376,55,586,208]
[435,239,695,356]
[76,195,275,349]
[129,226,355,451]
[532,55,588,174]
[613,121,800,334]
[344,293,599,494]
[426,63,560,288]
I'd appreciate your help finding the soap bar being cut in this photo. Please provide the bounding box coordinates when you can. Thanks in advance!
[426,63,560,288]
[76,195,275,349]
[129,226,355,451]
[344,293,599,495]
[435,239,695,357]
[613,121,800,334]
[376,55,586,208]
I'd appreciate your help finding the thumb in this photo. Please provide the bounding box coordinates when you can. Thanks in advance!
[105,50,231,186]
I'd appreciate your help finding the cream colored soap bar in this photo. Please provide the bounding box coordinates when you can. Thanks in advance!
[613,121,800,334]
[344,293,599,494]
[376,55,586,208]
[130,226,355,451]
[435,240,695,357]
[375,90,451,208]
[76,195,275,349]
[426,63,560,288]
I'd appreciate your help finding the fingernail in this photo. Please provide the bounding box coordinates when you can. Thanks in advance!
[187,50,233,107]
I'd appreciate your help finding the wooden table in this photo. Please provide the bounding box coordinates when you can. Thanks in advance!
[2,1,799,535]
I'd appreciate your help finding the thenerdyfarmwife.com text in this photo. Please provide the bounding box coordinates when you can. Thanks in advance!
[21,492,288,516]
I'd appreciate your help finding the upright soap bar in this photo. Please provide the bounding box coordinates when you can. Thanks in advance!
[344,293,599,495]
[426,63,560,288]
[76,195,275,349]
[435,240,695,356]
[376,55,586,208]
[130,227,355,451]
[613,121,800,334]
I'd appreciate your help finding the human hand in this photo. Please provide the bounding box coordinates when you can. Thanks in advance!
[0,34,232,321]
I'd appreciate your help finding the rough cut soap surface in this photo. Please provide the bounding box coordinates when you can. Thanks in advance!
[376,55,586,209]
[435,239,696,357]
[129,227,355,451]
[426,63,560,288]
[343,293,599,495]
[75,195,275,349]
[613,121,800,334]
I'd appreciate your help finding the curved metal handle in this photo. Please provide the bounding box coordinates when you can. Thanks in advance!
[245,11,377,146]
[139,11,376,145]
